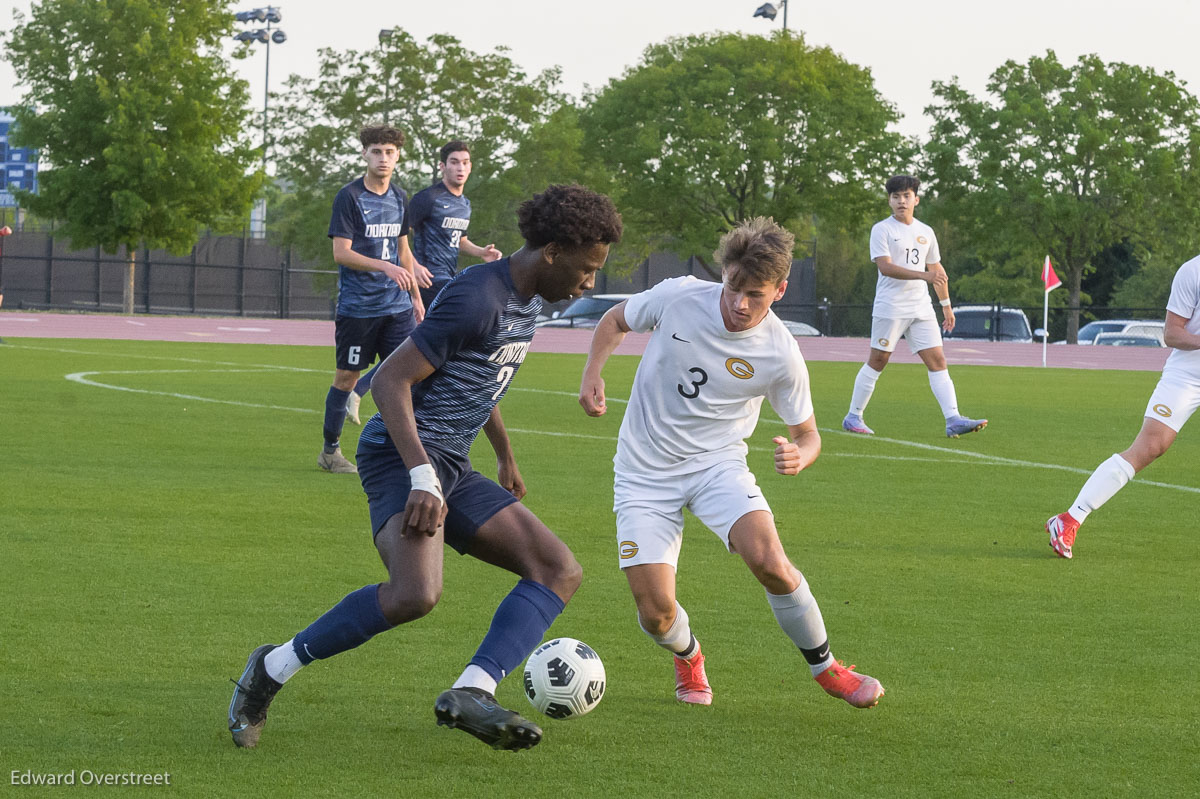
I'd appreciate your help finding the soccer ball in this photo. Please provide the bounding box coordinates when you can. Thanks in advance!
[522,637,606,719]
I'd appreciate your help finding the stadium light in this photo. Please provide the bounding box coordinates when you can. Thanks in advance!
[753,1,789,30]
[234,6,285,238]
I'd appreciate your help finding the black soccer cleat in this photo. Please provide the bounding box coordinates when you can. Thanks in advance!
[228,644,284,748]
[434,687,543,751]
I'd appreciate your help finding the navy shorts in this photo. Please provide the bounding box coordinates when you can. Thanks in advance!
[356,438,519,554]
[334,311,415,372]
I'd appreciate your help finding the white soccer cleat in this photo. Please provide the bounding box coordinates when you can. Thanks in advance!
[345,392,362,425]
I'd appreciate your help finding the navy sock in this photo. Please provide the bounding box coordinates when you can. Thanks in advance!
[291,584,393,664]
[468,579,565,682]
[323,386,352,449]
[354,365,379,397]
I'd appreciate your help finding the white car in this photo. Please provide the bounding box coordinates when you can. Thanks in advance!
[1076,319,1165,345]
[535,294,633,328]
[780,319,822,336]
[1092,332,1165,348]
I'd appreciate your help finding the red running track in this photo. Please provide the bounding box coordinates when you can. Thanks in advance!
[0,310,1171,371]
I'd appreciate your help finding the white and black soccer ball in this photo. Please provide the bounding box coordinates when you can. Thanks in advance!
[522,637,605,719]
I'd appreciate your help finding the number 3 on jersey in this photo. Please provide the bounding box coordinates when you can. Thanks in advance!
[677,367,708,399]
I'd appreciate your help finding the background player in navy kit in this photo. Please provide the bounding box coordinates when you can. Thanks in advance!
[228,185,623,751]
[320,125,428,474]
[345,140,501,425]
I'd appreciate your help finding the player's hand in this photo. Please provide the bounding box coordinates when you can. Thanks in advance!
[773,435,804,476]
[497,457,527,500]
[941,307,955,333]
[579,375,607,416]
[402,490,446,536]
[481,244,502,262]
[926,270,948,289]
[384,262,416,291]
[414,262,434,288]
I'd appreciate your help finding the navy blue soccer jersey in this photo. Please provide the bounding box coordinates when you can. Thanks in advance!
[359,258,540,458]
[408,181,471,283]
[328,177,413,318]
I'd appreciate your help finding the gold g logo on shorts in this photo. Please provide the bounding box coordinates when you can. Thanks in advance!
[1153,403,1173,418]
[725,358,754,379]
[877,338,890,347]
[619,541,639,559]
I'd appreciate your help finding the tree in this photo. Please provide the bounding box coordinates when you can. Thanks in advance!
[268,29,562,262]
[923,51,1200,341]
[580,31,912,271]
[4,0,263,313]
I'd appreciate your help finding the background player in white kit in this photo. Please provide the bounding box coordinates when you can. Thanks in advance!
[578,217,884,710]
[1045,254,1200,559]
[843,174,987,438]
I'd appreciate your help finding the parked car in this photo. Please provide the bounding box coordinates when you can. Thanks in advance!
[943,305,1033,343]
[535,294,633,328]
[780,319,822,336]
[1092,332,1166,347]
[1076,319,1165,345]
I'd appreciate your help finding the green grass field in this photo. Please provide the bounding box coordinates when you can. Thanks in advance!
[2,337,1198,798]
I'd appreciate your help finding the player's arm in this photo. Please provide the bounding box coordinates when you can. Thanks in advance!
[482,406,526,500]
[928,261,954,332]
[772,416,821,476]
[459,236,502,262]
[876,255,947,288]
[1164,310,1200,350]
[371,341,448,535]
[396,236,427,322]
[332,236,416,290]
[579,301,632,417]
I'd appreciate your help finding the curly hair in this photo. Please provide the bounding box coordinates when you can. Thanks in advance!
[516,184,623,249]
[714,217,795,287]
[885,174,920,195]
[359,125,405,150]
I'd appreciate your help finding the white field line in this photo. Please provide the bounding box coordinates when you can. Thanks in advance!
[17,341,1196,496]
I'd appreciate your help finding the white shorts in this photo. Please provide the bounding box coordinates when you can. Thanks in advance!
[613,461,772,569]
[871,317,942,354]
[1144,373,1200,432]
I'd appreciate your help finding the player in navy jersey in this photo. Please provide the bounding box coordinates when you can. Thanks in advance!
[345,140,501,426]
[319,125,429,474]
[228,185,622,751]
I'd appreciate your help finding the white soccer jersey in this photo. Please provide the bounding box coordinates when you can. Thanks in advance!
[869,215,941,320]
[1163,254,1200,379]
[615,277,814,477]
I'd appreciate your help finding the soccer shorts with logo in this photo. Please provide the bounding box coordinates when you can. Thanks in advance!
[1143,373,1200,433]
[356,437,518,553]
[613,461,772,569]
[334,311,416,372]
[870,316,942,354]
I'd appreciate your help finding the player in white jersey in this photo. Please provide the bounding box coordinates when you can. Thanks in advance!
[1045,254,1200,559]
[579,218,884,710]
[843,174,988,438]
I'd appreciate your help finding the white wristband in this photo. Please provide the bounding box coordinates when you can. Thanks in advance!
[939,298,951,307]
[409,463,444,505]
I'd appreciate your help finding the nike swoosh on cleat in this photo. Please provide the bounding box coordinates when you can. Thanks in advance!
[671,333,690,343]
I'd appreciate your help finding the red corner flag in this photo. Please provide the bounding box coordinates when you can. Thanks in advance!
[1042,255,1062,293]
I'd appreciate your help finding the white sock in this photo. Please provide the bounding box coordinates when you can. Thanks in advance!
[928,369,959,419]
[452,664,498,695]
[766,578,835,677]
[849,364,882,417]
[263,639,305,684]
[640,601,695,657]
[1070,454,1136,523]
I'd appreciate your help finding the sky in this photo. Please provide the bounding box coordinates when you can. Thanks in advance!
[2,0,1200,139]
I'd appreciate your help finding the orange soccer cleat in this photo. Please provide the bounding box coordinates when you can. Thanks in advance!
[674,647,713,705]
[815,661,884,709]
[1046,512,1080,559]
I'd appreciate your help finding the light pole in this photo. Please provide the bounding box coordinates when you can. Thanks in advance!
[379,29,395,125]
[752,1,789,30]
[235,7,287,238]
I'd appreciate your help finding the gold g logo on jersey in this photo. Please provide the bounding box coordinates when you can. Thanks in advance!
[917,236,928,245]
[619,541,639,559]
[1153,404,1173,418]
[725,358,754,379]
[877,338,890,347]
